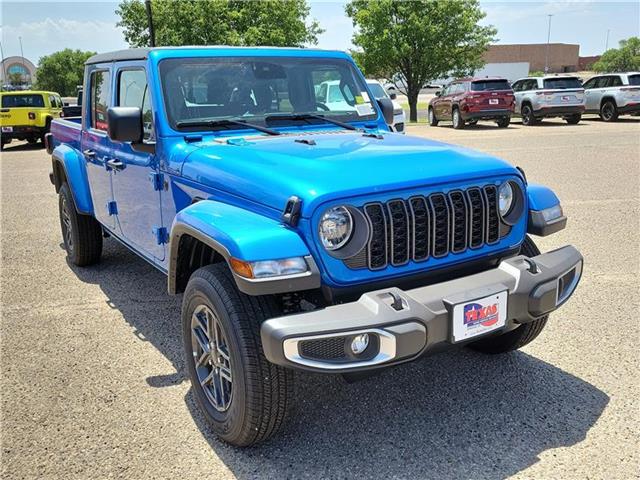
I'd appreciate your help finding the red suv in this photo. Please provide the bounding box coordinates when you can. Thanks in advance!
[428,77,515,129]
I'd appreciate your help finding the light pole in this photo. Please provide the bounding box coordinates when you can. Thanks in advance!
[544,14,553,74]
[18,36,28,85]
[0,38,6,88]
[605,29,610,51]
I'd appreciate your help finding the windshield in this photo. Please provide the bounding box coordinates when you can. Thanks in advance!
[366,82,387,99]
[1,94,45,108]
[628,75,640,86]
[471,80,511,91]
[543,78,582,90]
[159,57,377,130]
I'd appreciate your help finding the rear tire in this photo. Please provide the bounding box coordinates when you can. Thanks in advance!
[496,117,510,128]
[40,118,52,144]
[599,100,618,122]
[182,263,293,447]
[452,108,465,129]
[467,120,478,126]
[428,107,438,126]
[565,114,581,125]
[59,183,103,266]
[521,104,538,126]
[467,236,549,354]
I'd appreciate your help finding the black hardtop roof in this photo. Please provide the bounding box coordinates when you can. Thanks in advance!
[84,46,343,65]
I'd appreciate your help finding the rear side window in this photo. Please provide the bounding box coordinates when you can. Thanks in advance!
[471,80,511,91]
[609,76,623,87]
[543,77,582,89]
[90,70,111,131]
[118,69,153,140]
[1,94,45,108]
[629,75,640,86]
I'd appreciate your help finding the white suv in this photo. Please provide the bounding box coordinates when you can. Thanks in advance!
[511,76,585,126]
[582,73,640,121]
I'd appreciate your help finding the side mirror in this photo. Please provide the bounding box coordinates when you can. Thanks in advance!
[435,90,441,97]
[376,97,395,125]
[389,92,397,100]
[107,107,142,143]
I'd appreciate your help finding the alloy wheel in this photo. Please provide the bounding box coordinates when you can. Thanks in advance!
[601,102,614,121]
[60,196,74,253]
[191,304,233,412]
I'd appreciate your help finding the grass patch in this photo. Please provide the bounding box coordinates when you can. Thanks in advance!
[400,102,429,111]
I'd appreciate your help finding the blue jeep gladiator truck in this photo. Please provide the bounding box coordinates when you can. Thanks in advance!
[47,47,583,447]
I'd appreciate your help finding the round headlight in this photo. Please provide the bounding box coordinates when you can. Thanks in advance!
[319,206,353,251]
[498,182,514,216]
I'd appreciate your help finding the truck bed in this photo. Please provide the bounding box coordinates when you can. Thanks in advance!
[51,117,82,152]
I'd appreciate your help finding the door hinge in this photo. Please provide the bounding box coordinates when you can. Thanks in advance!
[106,201,118,216]
[153,226,169,245]
[149,172,165,191]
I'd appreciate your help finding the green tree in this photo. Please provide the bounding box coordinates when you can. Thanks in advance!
[346,0,496,122]
[116,0,323,48]
[35,49,95,96]
[593,37,640,73]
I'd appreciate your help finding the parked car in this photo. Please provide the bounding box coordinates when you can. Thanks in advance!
[428,78,514,129]
[61,86,83,118]
[511,76,585,125]
[582,72,640,121]
[47,47,582,447]
[0,90,63,148]
[366,79,406,132]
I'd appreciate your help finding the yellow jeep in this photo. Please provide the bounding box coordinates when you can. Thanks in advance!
[0,90,63,149]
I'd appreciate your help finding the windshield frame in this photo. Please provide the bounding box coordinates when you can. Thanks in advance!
[158,55,380,134]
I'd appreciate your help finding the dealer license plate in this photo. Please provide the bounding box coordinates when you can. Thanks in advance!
[1,126,13,133]
[489,98,499,105]
[452,291,507,342]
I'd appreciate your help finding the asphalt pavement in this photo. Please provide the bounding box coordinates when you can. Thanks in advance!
[1,115,639,479]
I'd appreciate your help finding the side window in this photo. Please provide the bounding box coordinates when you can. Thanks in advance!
[609,76,623,87]
[118,69,153,141]
[90,70,111,131]
[511,81,521,92]
[583,78,596,89]
[595,77,609,88]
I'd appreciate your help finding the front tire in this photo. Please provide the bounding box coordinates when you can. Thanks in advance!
[521,104,538,126]
[565,114,581,125]
[467,237,548,354]
[428,107,438,126]
[599,100,618,122]
[182,263,293,447]
[59,183,102,266]
[452,108,465,129]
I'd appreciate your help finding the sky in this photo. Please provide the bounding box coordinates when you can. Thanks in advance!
[1,0,639,64]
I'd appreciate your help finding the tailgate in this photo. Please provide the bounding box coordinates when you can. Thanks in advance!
[621,86,640,102]
[470,91,514,109]
[0,108,36,127]
[537,89,584,106]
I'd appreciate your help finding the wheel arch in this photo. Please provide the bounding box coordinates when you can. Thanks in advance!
[600,96,617,107]
[51,144,94,214]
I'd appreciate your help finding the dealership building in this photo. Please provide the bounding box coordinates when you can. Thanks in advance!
[1,56,37,86]
[484,44,580,73]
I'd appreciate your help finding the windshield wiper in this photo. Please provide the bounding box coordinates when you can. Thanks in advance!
[175,118,281,136]
[265,113,357,131]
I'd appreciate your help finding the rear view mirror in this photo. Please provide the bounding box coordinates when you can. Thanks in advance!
[107,107,143,143]
[376,97,395,125]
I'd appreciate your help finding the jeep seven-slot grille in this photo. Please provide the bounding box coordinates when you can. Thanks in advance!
[353,185,500,271]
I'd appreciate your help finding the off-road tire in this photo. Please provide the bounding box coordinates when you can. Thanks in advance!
[428,107,439,126]
[599,100,618,122]
[468,236,548,354]
[521,104,538,126]
[565,114,581,125]
[496,117,510,128]
[59,183,102,266]
[452,108,465,129]
[182,263,293,447]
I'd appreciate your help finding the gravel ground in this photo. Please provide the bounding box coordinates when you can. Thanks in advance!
[1,115,639,479]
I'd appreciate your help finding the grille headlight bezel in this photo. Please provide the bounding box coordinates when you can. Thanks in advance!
[498,182,514,217]
[319,206,353,251]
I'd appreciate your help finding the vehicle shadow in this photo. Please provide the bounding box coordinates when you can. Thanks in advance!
[69,239,609,480]
[1,140,44,152]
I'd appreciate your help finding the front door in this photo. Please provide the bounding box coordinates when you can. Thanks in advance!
[109,66,165,261]
[83,68,114,228]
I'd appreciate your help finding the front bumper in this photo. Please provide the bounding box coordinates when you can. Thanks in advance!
[261,245,583,372]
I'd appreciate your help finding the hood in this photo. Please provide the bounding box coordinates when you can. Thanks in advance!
[180,130,518,217]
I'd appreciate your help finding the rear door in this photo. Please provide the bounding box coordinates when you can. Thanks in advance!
[109,65,165,261]
[82,66,115,228]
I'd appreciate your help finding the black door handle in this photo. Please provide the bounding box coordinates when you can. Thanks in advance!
[83,149,96,158]
[106,158,125,171]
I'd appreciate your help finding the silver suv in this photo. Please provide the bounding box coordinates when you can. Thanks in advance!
[511,76,585,126]
[583,72,640,121]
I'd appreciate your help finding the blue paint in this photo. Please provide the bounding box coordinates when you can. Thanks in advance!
[49,46,565,293]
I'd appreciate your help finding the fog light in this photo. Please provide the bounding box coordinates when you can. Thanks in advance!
[350,334,370,355]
